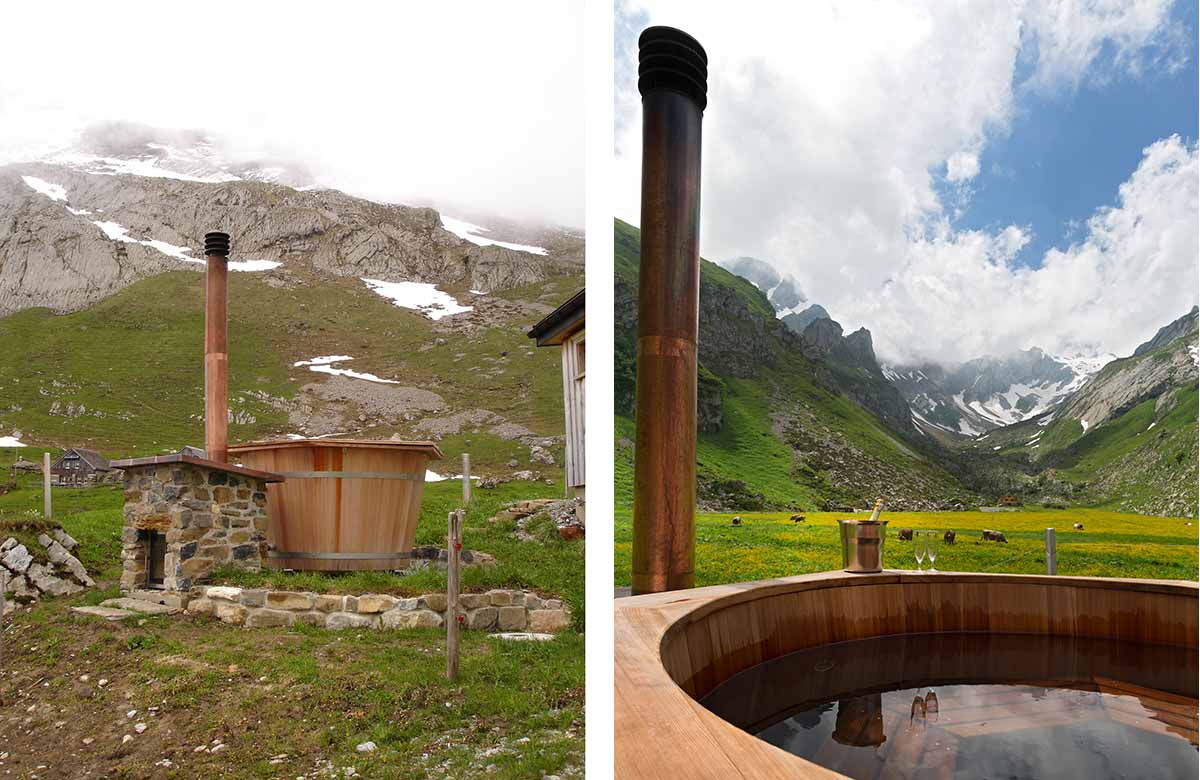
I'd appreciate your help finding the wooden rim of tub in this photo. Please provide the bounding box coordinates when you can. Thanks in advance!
[229,438,444,460]
[614,570,1199,779]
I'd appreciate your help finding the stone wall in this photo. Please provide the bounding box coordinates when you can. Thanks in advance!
[120,463,269,591]
[185,586,572,632]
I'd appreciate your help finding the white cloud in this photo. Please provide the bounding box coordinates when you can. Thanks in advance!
[0,1,584,228]
[615,0,1193,364]
[946,151,981,183]
[1019,0,1186,93]
[861,136,1198,363]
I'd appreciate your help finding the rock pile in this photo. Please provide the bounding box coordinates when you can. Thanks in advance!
[0,529,94,600]
[498,498,584,542]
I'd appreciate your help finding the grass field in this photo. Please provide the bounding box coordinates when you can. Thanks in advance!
[0,268,581,473]
[1,447,584,779]
[614,507,1198,587]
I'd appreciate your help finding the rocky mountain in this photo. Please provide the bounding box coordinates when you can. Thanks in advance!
[1134,305,1199,357]
[0,125,583,476]
[615,220,969,512]
[963,307,1198,517]
[781,304,830,335]
[0,160,580,318]
[720,256,807,317]
[885,348,1113,437]
[618,226,1195,517]
[1055,308,1197,432]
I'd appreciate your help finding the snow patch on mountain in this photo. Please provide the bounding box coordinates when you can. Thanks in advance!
[294,355,397,385]
[439,216,548,255]
[362,278,472,320]
[21,175,67,202]
[889,350,1114,436]
[91,219,279,271]
[1050,352,1117,392]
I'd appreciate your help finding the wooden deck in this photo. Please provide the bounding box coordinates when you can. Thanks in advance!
[614,571,1198,779]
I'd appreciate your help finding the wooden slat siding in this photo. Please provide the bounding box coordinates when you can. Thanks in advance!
[615,571,1199,779]
[234,442,433,571]
[560,329,585,490]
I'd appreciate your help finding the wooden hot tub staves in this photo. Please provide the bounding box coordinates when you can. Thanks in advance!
[229,439,442,571]
[614,570,1199,780]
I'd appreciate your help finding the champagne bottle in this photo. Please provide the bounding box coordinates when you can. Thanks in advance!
[868,497,883,522]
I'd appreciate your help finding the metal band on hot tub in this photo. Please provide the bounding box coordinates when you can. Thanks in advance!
[274,471,425,481]
[266,551,414,560]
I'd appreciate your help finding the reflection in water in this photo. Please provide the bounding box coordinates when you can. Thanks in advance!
[925,690,939,723]
[700,633,1198,780]
[833,694,886,747]
[907,695,926,734]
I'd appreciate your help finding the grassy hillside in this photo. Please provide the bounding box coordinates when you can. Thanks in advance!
[0,267,581,473]
[0,447,584,779]
[614,507,1198,587]
[614,219,968,512]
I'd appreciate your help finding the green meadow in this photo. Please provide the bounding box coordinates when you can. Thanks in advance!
[614,507,1198,587]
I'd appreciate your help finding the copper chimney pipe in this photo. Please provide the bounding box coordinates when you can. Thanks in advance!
[203,231,231,464]
[631,26,707,595]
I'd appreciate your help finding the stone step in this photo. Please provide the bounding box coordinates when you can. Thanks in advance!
[99,597,177,615]
[71,606,136,621]
[124,589,190,610]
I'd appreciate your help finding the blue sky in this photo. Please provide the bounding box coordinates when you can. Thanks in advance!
[949,1,1198,270]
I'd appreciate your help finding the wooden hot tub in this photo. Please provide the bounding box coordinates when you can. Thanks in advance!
[615,571,1199,779]
[229,438,443,571]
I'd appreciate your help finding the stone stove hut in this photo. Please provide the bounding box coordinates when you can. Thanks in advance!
[110,452,283,591]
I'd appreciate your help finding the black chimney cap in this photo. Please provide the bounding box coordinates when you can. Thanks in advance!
[638,26,708,111]
[204,231,231,258]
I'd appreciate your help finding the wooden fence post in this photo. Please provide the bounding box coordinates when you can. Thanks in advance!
[1045,528,1057,575]
[461,454,471,505]
[42,452,51,520]
[1,569,7,666]
[447,509,462,681]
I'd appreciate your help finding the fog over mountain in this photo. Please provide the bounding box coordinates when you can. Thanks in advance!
[0,2,584,229]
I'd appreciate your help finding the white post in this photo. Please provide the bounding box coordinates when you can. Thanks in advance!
[447,509,462,681]
[42,452,51,520]
[461,453,471,506]
[1045,528,1057,575]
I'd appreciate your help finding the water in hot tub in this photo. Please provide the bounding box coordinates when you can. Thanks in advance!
[699,633,1197,779]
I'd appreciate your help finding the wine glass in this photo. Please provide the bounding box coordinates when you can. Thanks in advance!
[914,532,927,572]
[926,531,940,573]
